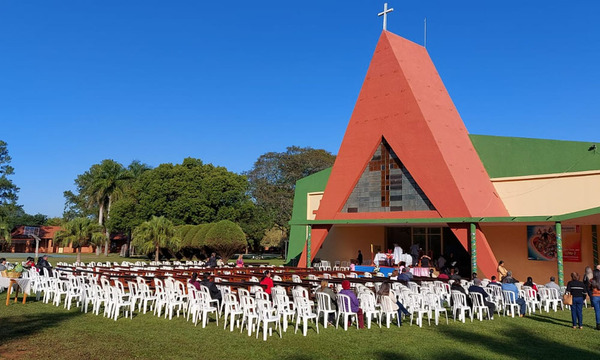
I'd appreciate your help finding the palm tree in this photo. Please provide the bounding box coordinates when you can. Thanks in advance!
[132,216,180,262]
[85,160,131,256]
[54,217,105,263]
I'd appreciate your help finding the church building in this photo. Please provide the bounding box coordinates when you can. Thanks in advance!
[287,30,600,286]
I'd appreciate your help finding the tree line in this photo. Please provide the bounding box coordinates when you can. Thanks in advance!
[0,140,336,259]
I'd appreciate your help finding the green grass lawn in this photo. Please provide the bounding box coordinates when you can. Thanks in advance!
[1,297,599,360]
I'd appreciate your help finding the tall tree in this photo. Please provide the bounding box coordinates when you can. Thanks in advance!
[132,216,180,262]
[0,140,19,206]
[246,146,336,233]
[0,216,11,247]
[54,217,105,263]
[70,159,131,255]
[0,140,21,226]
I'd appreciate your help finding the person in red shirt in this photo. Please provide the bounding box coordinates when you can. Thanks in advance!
[260,270,274,295]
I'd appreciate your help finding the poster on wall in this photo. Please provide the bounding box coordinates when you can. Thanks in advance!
[527,225,581,262]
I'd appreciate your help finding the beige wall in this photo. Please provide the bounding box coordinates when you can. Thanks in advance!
[482,224,594,285]
[493,171,600,216]
[315,225,385,265]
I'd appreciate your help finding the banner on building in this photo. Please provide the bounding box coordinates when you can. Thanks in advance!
[527,225,581,262]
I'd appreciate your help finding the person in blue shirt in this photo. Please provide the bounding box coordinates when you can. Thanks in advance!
[501,276,526,316]
[397,267,412,282]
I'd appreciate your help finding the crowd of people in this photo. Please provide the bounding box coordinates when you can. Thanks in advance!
[496,260,600,330]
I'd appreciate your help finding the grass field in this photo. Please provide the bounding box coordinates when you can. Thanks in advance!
[1,296,599,360]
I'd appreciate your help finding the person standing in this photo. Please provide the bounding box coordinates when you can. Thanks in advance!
[357,250,363,266]
[590,269,600,331]
[566,272,587,329]
[497,260,508,281]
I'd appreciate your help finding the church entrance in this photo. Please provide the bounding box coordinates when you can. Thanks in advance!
[385,226,470,274]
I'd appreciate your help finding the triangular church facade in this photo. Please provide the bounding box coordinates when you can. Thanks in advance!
[288,31,600,282]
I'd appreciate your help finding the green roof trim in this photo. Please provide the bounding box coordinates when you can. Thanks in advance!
[470,134,600,178]
[289,205,600,226]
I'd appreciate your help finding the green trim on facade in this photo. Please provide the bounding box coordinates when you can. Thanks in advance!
[286,168,332,264]
[470,134,600,178]
[289,206,600,226]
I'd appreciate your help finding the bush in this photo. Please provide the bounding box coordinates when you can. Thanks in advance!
[204,220,246,261]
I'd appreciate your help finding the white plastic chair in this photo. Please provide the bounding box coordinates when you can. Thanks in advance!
[502,290,520,318]
[294,297,319,336]
[336,294,359,331]
[470,292,491,321]
[256,299,282,341]
[316,292,337,328]
[222,293,244,332]
[451,291,472,323]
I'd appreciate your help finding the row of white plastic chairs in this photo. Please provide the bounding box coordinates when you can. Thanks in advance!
[27,268,568,341]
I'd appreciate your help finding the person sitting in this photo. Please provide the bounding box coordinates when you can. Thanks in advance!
[523,276,538,292]
[468,278,495,317]
[23,257,35,270]
[449,268,462,281]
[205,253,217,268]
[377,282,410,325]
[316,280,337,323]
[488,276,501,287]
[339,280,364,329]
[349,259,356,271]
[450,280,471,307]
[189,272,201,290]
[501,276,526,317]
[503,271,519,284]
[36,255,53,276]
[472,272,478,280]
[236,254,244,268]
[199,272,222,303]
[420,254,432,267]
[0,258,7,272]
[544,276,561,293]
[389,270,399,281]
[259,270,274,295]
[397,267,412,282]
[437,269,449,280]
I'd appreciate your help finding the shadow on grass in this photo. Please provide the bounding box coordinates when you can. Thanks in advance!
[0,310,83,346]
[528,313,573,326]
[372,350,481,360]
[437,320,600,359]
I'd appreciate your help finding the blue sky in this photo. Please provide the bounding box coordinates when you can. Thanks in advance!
[1,1,599,217]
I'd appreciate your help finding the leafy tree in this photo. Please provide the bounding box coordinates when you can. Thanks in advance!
[66,159,131,255]
[0,140,19,207]
[54,217,105,263]
[0,216,11,246]
[260,226,286,249]
[246,146,335,233]
[45,217,64,226]
[133,158,253,225]
[132,216,180,262]
[204,220,246,261]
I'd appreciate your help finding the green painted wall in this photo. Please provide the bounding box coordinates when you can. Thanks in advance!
[470,134,600,178]
[286,168,331,264]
